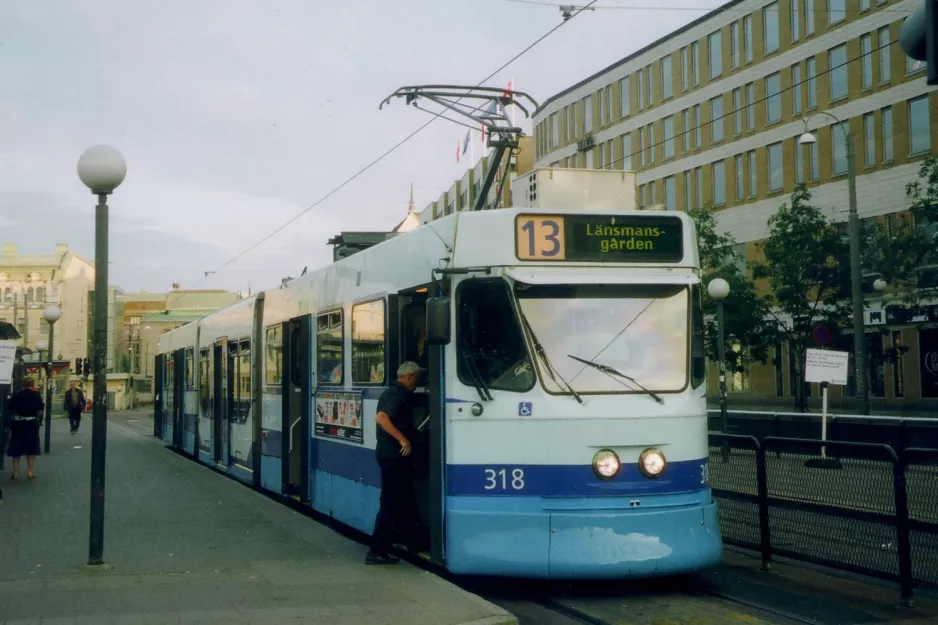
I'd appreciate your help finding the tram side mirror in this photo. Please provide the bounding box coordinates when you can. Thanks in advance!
[426,297,451,345]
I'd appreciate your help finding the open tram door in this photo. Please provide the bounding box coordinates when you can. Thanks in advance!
[172,349,185,449]
[398,286,446,565]
[212,340,227,465]
[154,353,164,438]
[282,316,311,502]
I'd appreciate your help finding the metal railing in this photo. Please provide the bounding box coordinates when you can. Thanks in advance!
[709,433,938,605]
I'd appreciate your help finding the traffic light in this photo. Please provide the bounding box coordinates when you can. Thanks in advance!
[75,357,82,375]
[83,358,91,378]
[899,1,938,85]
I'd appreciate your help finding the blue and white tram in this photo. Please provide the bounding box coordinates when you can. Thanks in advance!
[155,206,723,578]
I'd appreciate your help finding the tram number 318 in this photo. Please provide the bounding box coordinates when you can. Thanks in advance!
[484,468,525,491]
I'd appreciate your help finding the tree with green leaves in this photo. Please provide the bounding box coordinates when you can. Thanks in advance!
[752,184,853,412]
[688,206,776,376]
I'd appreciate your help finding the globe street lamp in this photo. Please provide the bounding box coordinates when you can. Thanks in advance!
[708,278,731,461]
[41,304,61,454]
[798,113,868,415]
[78,144,126,567]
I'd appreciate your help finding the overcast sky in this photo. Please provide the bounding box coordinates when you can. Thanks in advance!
[1,0,722,294]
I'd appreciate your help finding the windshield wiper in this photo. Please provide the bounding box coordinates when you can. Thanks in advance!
[567,354,664,404]
[459,346,493,401]
[516,307,583,404]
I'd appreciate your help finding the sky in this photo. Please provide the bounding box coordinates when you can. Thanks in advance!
[0,0,724,294]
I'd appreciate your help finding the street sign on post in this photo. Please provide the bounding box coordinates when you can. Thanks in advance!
[804,348,849,469]
[813,323,833,346]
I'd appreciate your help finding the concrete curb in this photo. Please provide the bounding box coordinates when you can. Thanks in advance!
[421,572,518,625]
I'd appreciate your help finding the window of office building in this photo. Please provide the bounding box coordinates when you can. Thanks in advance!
[647,124,654,164]
[748,150,757,197]
[695,166,704,208]
[766,72,781,123]
[583,96,593,133]
[795,139,805,184]
[709,31,722,79]
[684,170,692,210]
[764,2,780,55]
[882,106,893,162]
[664,175,677,211]
[808,140,819,180]
[807,57,817,108]
[864,113,875,167]
[743,15,753,63]
[682,109,691,152]
[598,89,606,126]
[805,0,815,36]
[879,27,890,83]
[712,160,726,206]
[694,104,702,147]
[768,142,783,192]
[692,41,700,86]
[681,47,689,91]
[621,133,632,170]
[620,76,630,117]
[710,96,724,143]
[646,63,654,105]
[828,0,845,25]
[663,116,675,159]
[792,64,802,114]
[661,55,673,100]
[861,34,872,90]
[829,44,847,101]
[733,88,742,134]
[735,154,745,200]
[861,0,870,9]
[746,83,755,130]
[637,69,644,110]
[791,0,800,42]
[910,96,931,155]
[832,124,847,175]
[637,130,644,167]
[731,22,740,68]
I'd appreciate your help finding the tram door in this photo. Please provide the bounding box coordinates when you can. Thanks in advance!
[173,349,185,449]
[154,353,164,438]
[213,340,227,464]
[282,316,311,501]
[398,289,440,558]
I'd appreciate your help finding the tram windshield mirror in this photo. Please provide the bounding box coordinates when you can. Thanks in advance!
[426,297,451,345]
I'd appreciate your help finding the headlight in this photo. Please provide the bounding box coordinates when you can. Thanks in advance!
[592,449,620,479]
[639,448,667,478]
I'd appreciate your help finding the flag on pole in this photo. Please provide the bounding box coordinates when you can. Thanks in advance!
[462,130,470,156]
[456,137,460,163]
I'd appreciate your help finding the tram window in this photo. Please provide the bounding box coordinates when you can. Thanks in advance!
[317,310,344,385]
[352,299,386,385]
[457,279,535,392]
[265,325,283,386]
[185,348,194,388]
[691,284,706,388]
[239,340,251,418]
[199,349,211,411]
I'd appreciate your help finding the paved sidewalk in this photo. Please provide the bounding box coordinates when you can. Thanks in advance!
[0,413,516,625]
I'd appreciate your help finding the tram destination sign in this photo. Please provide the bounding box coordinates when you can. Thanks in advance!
[515,213,684,263]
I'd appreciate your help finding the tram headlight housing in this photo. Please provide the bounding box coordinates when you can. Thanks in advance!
[638,448,667,478]
[592,449,620,480]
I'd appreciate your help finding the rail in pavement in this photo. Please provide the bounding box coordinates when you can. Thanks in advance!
[0,413,516,625]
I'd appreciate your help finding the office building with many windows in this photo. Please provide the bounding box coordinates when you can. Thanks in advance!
[532,0,938,410]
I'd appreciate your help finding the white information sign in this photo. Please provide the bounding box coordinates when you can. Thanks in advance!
[0,340,17,385]
[804,348,850,386]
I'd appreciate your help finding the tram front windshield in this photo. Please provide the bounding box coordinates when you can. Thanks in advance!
[514,283,689,394]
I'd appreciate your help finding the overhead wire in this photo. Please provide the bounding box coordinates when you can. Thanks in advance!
[189,0,601,288]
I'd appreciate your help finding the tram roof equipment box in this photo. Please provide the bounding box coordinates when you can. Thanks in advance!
[511,167,638,211]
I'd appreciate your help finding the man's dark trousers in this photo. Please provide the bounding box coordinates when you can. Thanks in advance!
[371,456,419,555]
[68,408,82,432]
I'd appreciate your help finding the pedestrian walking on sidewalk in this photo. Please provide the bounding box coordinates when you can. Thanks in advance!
[7,378,44,481]
[366,361,424,565]
[63,381,86,434]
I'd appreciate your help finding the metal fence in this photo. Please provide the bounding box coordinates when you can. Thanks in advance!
[709,433,938,605]
[707,409,938,452]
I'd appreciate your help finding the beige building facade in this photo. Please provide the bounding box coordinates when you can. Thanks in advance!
[532,0,938,411]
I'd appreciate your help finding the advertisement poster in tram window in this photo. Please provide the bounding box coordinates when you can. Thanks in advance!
[918,328,938,398]
[314,390,364,443]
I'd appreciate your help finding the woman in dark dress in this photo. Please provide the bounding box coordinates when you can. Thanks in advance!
[7,377,44,480]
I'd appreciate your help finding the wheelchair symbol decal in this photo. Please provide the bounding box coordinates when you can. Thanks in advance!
[518,402,533,417]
